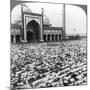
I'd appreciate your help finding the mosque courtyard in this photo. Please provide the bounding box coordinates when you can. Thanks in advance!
[11,39,87,89]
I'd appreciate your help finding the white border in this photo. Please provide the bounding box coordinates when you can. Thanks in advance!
[0,0,89,90]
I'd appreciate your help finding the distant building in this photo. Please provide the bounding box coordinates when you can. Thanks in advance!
[11,4,65,43]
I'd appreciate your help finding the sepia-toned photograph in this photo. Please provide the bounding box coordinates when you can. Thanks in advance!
[10,0,87,89]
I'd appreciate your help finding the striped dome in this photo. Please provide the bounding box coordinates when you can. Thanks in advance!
[11,4,32,24]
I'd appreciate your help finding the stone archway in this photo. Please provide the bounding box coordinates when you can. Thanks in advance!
[26,20,40,42]
[59,35,62,40]
[16,35,20,43]
[47,35,50,41]
[52,35,54,41]
[11,35,14,43]
[55,35,58,41]
[27,31,33,42]
[43,35,46,41]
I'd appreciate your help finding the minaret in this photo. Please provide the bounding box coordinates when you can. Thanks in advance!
[41,8,44,27]
[21,3,24,41]
[39,8,44,42]
[21,3,27,42]
[62,4,66,39]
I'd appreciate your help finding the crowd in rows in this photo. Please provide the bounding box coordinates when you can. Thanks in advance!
[11,39,87,89]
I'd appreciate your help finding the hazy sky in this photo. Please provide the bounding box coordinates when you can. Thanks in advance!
[11,0,87,34]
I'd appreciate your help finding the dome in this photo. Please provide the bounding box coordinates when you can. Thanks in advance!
[12,5,50,25]
[11,4,32,24]
[43,15,50,26]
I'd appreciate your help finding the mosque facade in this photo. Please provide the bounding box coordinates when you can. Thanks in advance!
[11,4,65,43]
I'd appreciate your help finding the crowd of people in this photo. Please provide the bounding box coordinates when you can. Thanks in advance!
[11,39,87,89]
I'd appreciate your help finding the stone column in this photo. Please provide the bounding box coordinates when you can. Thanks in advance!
[61,35,62,40]
[50,35,52,41]
[21,15,27,43]
[14,36,16,43]
[46,35,48,41]
[40,25,44,41]
[57,35,59,41]
[54,35,55,41]
[20,36,22,42]
[23,20,27,42]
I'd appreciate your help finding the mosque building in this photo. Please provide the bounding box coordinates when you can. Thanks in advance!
[11,4,66,43]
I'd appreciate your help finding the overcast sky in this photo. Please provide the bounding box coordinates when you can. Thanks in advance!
[11,0,87,35]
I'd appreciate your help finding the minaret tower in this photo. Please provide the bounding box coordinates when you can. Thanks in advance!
[62,4,66,39]
[40,8,44,42]
[21,3,24,42]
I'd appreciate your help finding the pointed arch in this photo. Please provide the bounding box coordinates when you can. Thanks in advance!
[26,20,40,41]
